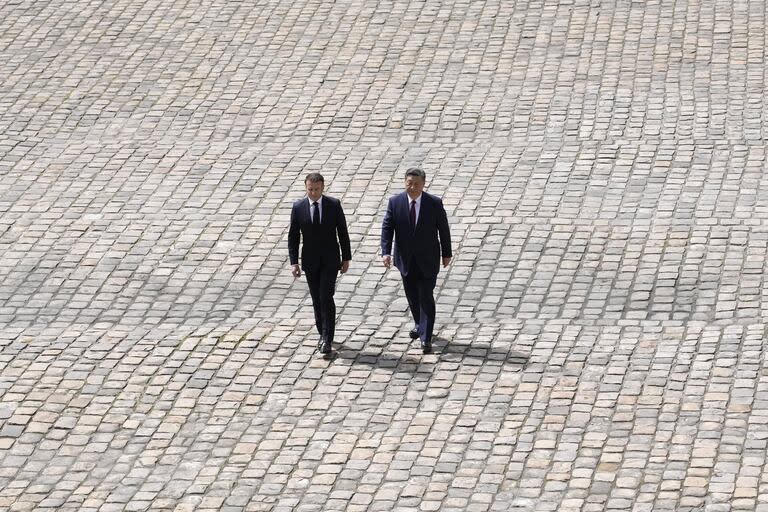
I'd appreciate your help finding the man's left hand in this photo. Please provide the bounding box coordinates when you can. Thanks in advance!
[442,257,452,268]
[340,260,350,274]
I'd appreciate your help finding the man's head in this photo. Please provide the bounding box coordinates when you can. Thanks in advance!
[305,173,324,202]
[404,167,426,200]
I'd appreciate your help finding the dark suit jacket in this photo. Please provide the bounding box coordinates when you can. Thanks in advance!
[288,195,352,272]
[381,191,452,278]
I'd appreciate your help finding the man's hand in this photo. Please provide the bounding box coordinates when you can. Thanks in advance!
[382,255,392,269]
[442,257,452,268]
[291,264,301,278]
[340,260,350,274]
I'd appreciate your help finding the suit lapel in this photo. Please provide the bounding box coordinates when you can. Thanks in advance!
[412,193,428,232]
[401,193,411,230]
[305,198,312,224]
[413,192,427,233]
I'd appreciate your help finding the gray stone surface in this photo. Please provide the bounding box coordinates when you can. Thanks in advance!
[1,0,768,510]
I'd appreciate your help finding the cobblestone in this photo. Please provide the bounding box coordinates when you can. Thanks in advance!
[1,0,768,510]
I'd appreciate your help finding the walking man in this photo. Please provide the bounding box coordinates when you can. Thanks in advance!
[289,173,352,354]
[381,168,452,353]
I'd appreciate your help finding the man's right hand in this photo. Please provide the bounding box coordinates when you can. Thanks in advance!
[291,264,301,278]
[382,255,391,269]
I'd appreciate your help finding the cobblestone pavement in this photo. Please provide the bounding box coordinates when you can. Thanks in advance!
[1,0,768,510]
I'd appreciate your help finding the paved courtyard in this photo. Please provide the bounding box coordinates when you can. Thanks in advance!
[1,0,768,510]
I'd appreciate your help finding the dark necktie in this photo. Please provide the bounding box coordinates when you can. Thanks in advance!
[312,201,320,226]
[409,200,416,229]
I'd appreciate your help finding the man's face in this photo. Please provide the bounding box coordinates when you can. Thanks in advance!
[405,176,425,200]
[305,180,324,201]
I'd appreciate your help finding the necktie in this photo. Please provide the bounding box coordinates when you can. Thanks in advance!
[410,200,416,229]
[312,201,320,225]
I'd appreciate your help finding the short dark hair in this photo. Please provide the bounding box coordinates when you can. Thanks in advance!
[305,173,324,184]
[405,167,426,180]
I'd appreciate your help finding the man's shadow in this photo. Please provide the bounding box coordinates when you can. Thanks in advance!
[329,335,529,374]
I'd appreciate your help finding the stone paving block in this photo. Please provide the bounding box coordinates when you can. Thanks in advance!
[1,0,768,510]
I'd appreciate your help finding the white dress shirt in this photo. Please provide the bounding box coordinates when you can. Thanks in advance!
[308,196,323,223]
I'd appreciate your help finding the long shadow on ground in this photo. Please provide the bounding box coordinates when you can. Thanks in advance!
[329,336,529,373]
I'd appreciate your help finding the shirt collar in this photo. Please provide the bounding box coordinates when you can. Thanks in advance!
[407,194,422,205]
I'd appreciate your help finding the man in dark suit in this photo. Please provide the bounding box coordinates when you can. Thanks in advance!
[289,173,352,354]
[381,168,452,353]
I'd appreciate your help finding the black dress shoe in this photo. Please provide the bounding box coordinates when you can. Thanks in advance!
[319,339,332,354]
[317,338,325,351]
[409,328,419,339]
[421,340,432,354]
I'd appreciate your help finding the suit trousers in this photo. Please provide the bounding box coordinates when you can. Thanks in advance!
[305,265,337,342]
[401,263,437,343]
